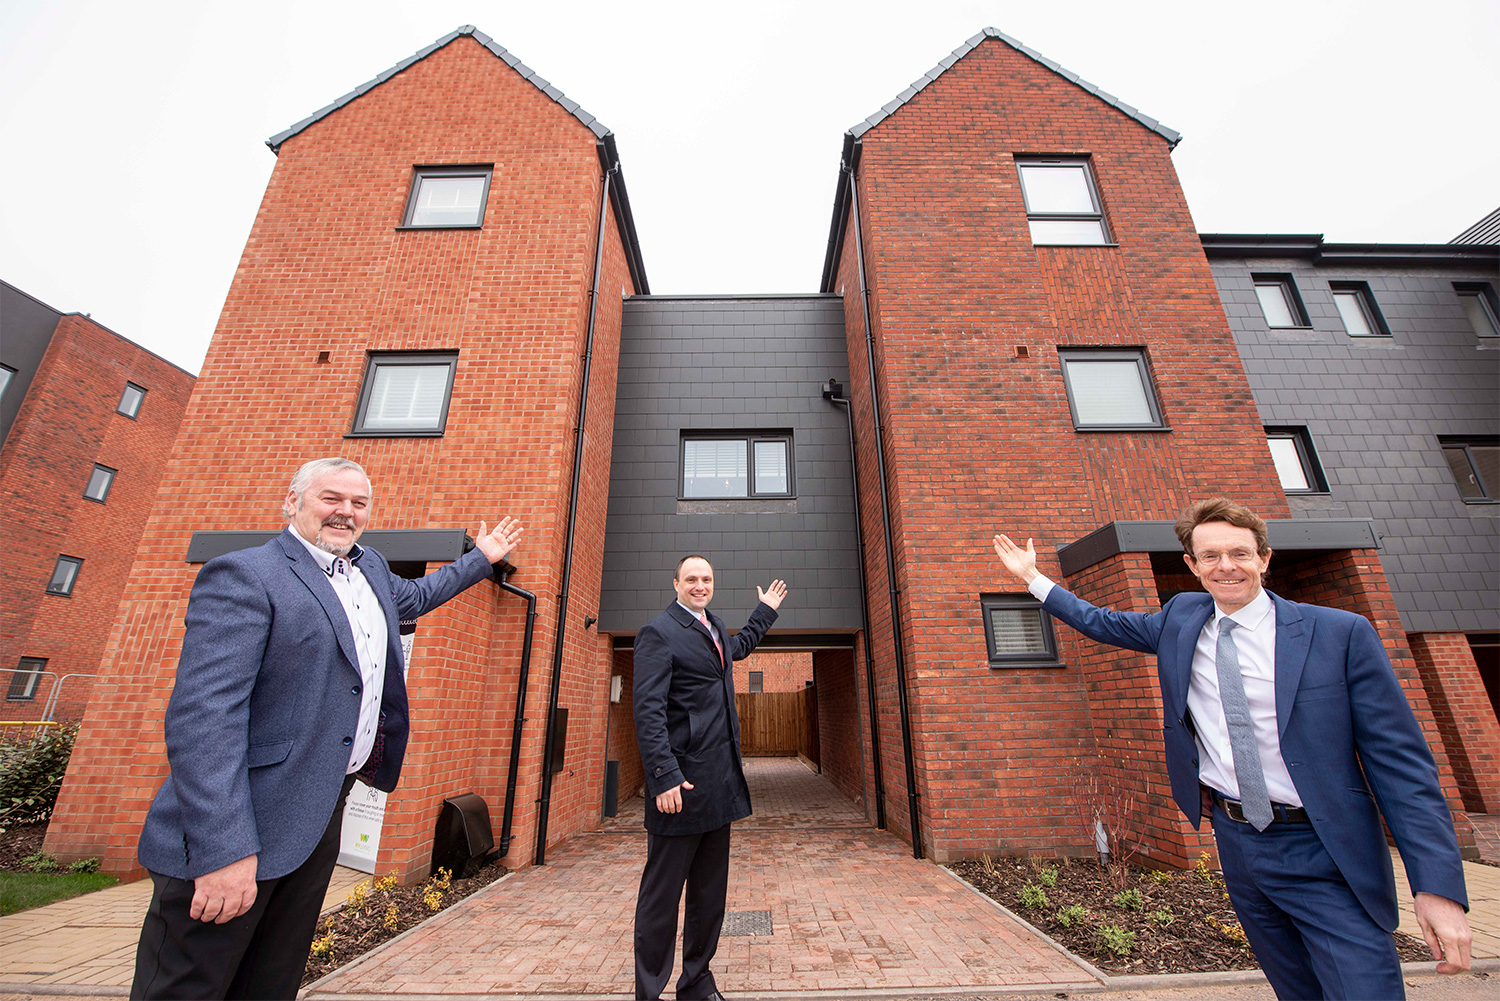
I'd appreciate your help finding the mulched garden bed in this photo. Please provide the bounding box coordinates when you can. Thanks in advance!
[301,858,509,986]
[949,853,1432,976]
[0,821,50,871]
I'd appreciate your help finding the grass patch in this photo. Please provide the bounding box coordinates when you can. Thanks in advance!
[0,870,117,915]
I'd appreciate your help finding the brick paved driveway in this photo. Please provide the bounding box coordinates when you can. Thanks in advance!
[306,758,1095,997]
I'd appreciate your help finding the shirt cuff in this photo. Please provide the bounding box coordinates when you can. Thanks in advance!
[1028,574,1055,602]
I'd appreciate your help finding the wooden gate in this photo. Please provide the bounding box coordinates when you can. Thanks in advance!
[736,688,817,761]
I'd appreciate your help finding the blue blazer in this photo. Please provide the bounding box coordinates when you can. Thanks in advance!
[633,601,777,836]
[1043,585,1467,931]
[138,528,494,881]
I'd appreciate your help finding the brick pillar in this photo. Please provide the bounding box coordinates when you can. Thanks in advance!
[1066,552,1215,870]
[1409,632,1500,814]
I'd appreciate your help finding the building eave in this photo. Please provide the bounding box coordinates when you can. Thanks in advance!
[1200,233,1500,268]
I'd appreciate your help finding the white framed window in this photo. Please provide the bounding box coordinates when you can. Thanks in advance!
[83,464,117,503]
[1266,427,1327,493]
[680,433,794,499]
[1016,159,1109,246]
[351,353,458,436]
[1252,274,1309,328]
[981,595,1061,668]
[401,166,492,228]
[117,382,146,418]
[1058,349,1165,430]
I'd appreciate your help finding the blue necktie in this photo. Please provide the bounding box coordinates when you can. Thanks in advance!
[1216,620,1273,830]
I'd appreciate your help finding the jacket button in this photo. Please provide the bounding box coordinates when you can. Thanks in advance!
[654,767,662,775]
[352,686,361,695]
[1192,757,1199,767]
[343,737,353,746]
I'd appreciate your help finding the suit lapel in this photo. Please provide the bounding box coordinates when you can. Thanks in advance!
[278,530,360,673]
[1171,599,1213,722]
[1270,591,1310,738]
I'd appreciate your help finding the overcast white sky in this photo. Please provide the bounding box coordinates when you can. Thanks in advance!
[2,0,1496,375]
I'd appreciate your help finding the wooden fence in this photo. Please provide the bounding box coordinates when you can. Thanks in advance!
[735,687,818,762]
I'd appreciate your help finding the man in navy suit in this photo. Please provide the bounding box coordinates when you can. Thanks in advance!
[131,458,522,1000]
[993,497,1470,1000]
[632,555,786,1000]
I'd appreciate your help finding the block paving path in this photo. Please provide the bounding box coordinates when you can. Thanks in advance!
[307,758,1094,997]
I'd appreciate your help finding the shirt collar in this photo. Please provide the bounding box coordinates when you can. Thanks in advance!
[289,526,359,577]
[1215,587,1272,631]
[676,600,709,623]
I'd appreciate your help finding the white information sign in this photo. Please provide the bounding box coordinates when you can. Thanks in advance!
[337,779,388,873]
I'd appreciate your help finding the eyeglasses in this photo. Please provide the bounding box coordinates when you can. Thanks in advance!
[1191,550,1259,566]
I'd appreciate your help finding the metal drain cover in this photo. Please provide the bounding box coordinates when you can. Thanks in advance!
[721,909,772,936]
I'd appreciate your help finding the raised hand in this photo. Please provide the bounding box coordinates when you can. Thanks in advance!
[991,534,1040,584]
[757,578,788,610]
[475,516,523,563]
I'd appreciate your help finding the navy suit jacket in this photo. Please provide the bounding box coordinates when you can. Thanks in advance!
[138,528,494,881]
[1042,584,1467,930]
[633,601,778,836]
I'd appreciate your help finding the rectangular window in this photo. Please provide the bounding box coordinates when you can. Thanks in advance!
[1455,282,1500,338]
[0,364,14,403]
[6,657,46,701]
[1440,437,1499,503]
[351,352,458,436]
[981,595,1061,667]
[83,464,117,503]
[1265,427,1328,493]
[1016,159,1109,246]
[1253,274,1309,328]
[47,555,83,596]
[1329,281,1389,337]
[1058,349,1165,430]
[681,433,794,499]
[401,166,492,228]
[117,382,146,418]
[748,671,764,693]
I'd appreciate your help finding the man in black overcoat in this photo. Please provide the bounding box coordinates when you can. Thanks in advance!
[631,555,787,1000]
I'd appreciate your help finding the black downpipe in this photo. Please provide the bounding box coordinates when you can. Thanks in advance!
[494,567,537,858]
[845,150,923,858]
[534,151,615,865]
[823,379,886,831]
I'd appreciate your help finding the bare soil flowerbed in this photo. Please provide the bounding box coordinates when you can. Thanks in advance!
[948,853,1432,975]
[301,859,509,986]
[0,821,49,871]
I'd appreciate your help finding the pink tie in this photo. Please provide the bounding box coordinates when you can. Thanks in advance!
[698,615,724,666]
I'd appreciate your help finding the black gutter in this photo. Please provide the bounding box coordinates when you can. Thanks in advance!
[842,141,923,858]
[822,378,886,831]
[535,146,615,865]
[819,134,858,293]
[1199,233,1499,267]
[599,135,650,295]
[493,563,538,858]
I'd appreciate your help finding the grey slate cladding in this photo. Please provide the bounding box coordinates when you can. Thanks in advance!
[599,296,861,635]
[1207,253,1500,633]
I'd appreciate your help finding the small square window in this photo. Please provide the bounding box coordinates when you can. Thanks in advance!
[1455,283,1500,338]
[1329,281,1389,337]
[1440,437,1499,503]
[1016,159,1109,246]
[401,166,492,228]
[1058,349,1166,430]
[1252,274,1309,328]
[117,382,146,418]
[350,353,458,436]
[981,595,1061,667]
[83,464,116,503]
[748,671,764,693]
[47,555,83,596]
[681,433,794,499]
[0,364,15,403]
[1265,427,1328,493]
[7,657,46,701]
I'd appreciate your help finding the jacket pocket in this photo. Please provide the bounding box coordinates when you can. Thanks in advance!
[1295,681,1347,703]
[687,711,705,753]
[247,739,293,768]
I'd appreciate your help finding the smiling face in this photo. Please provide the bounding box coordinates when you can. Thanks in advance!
[284,467,371,556]
[673,557,715,614]
[1185,521,1271,615]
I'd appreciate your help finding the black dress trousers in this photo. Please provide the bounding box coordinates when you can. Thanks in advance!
[131,775,356,1000]
[633,822,731,1000]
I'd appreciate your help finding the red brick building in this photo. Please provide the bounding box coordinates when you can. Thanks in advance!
[0,282,194,728]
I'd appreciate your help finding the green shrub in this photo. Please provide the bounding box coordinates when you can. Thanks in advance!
[1098,924,1135,956]
[1112,887,1143,910]
[67,857,101,874]
[1035,867,1057,887]
[1147,868,1172,884]
[0,725,78,831]
[1149,907,1175,926]
[1055,904,1087,927]
[21,850,58,873]
[1018,883,1049,910]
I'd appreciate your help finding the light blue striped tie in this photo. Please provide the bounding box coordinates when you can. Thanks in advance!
[1216,620,1273,830]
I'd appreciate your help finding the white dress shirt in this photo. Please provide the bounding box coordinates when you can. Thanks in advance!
[290,528,388,774]
[677,601,723,652]
[1027,576,1300,807]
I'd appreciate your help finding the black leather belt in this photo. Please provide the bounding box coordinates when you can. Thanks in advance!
[1206,786,1310,824]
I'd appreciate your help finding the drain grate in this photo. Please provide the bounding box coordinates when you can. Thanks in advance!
[720,909,772,936]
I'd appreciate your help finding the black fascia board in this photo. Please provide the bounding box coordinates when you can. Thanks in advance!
[1057,519,1380,577]
[1200,233,1499,268]
[186,528,475,564]
[597,135,650,295]
[819,134,861,294]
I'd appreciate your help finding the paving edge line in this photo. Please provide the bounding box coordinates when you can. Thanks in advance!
[298,870,516,997]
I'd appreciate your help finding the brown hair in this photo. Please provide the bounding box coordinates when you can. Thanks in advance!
[1174,497,1270,557]
[674,554,712,578]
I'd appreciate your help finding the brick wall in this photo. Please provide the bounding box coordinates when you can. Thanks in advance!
[833,36,1289,861]
[1409,632,1500,814]
[0,315,192,725]
[813,648,865,807]
[607,648,644,807]
[47,34,631,878]
[734,651,813,693]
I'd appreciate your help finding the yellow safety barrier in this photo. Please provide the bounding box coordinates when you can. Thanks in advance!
[0,720,60,726]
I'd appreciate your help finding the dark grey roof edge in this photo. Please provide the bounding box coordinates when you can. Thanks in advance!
[1200,233,1500,266]
[626,293,842,303]
[186,528,474,564]
[1451,206,1500,245]
[266,25,610,152]
[1057,519,1380,577]
[0,280,198,380]
[848,27,1181,148]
